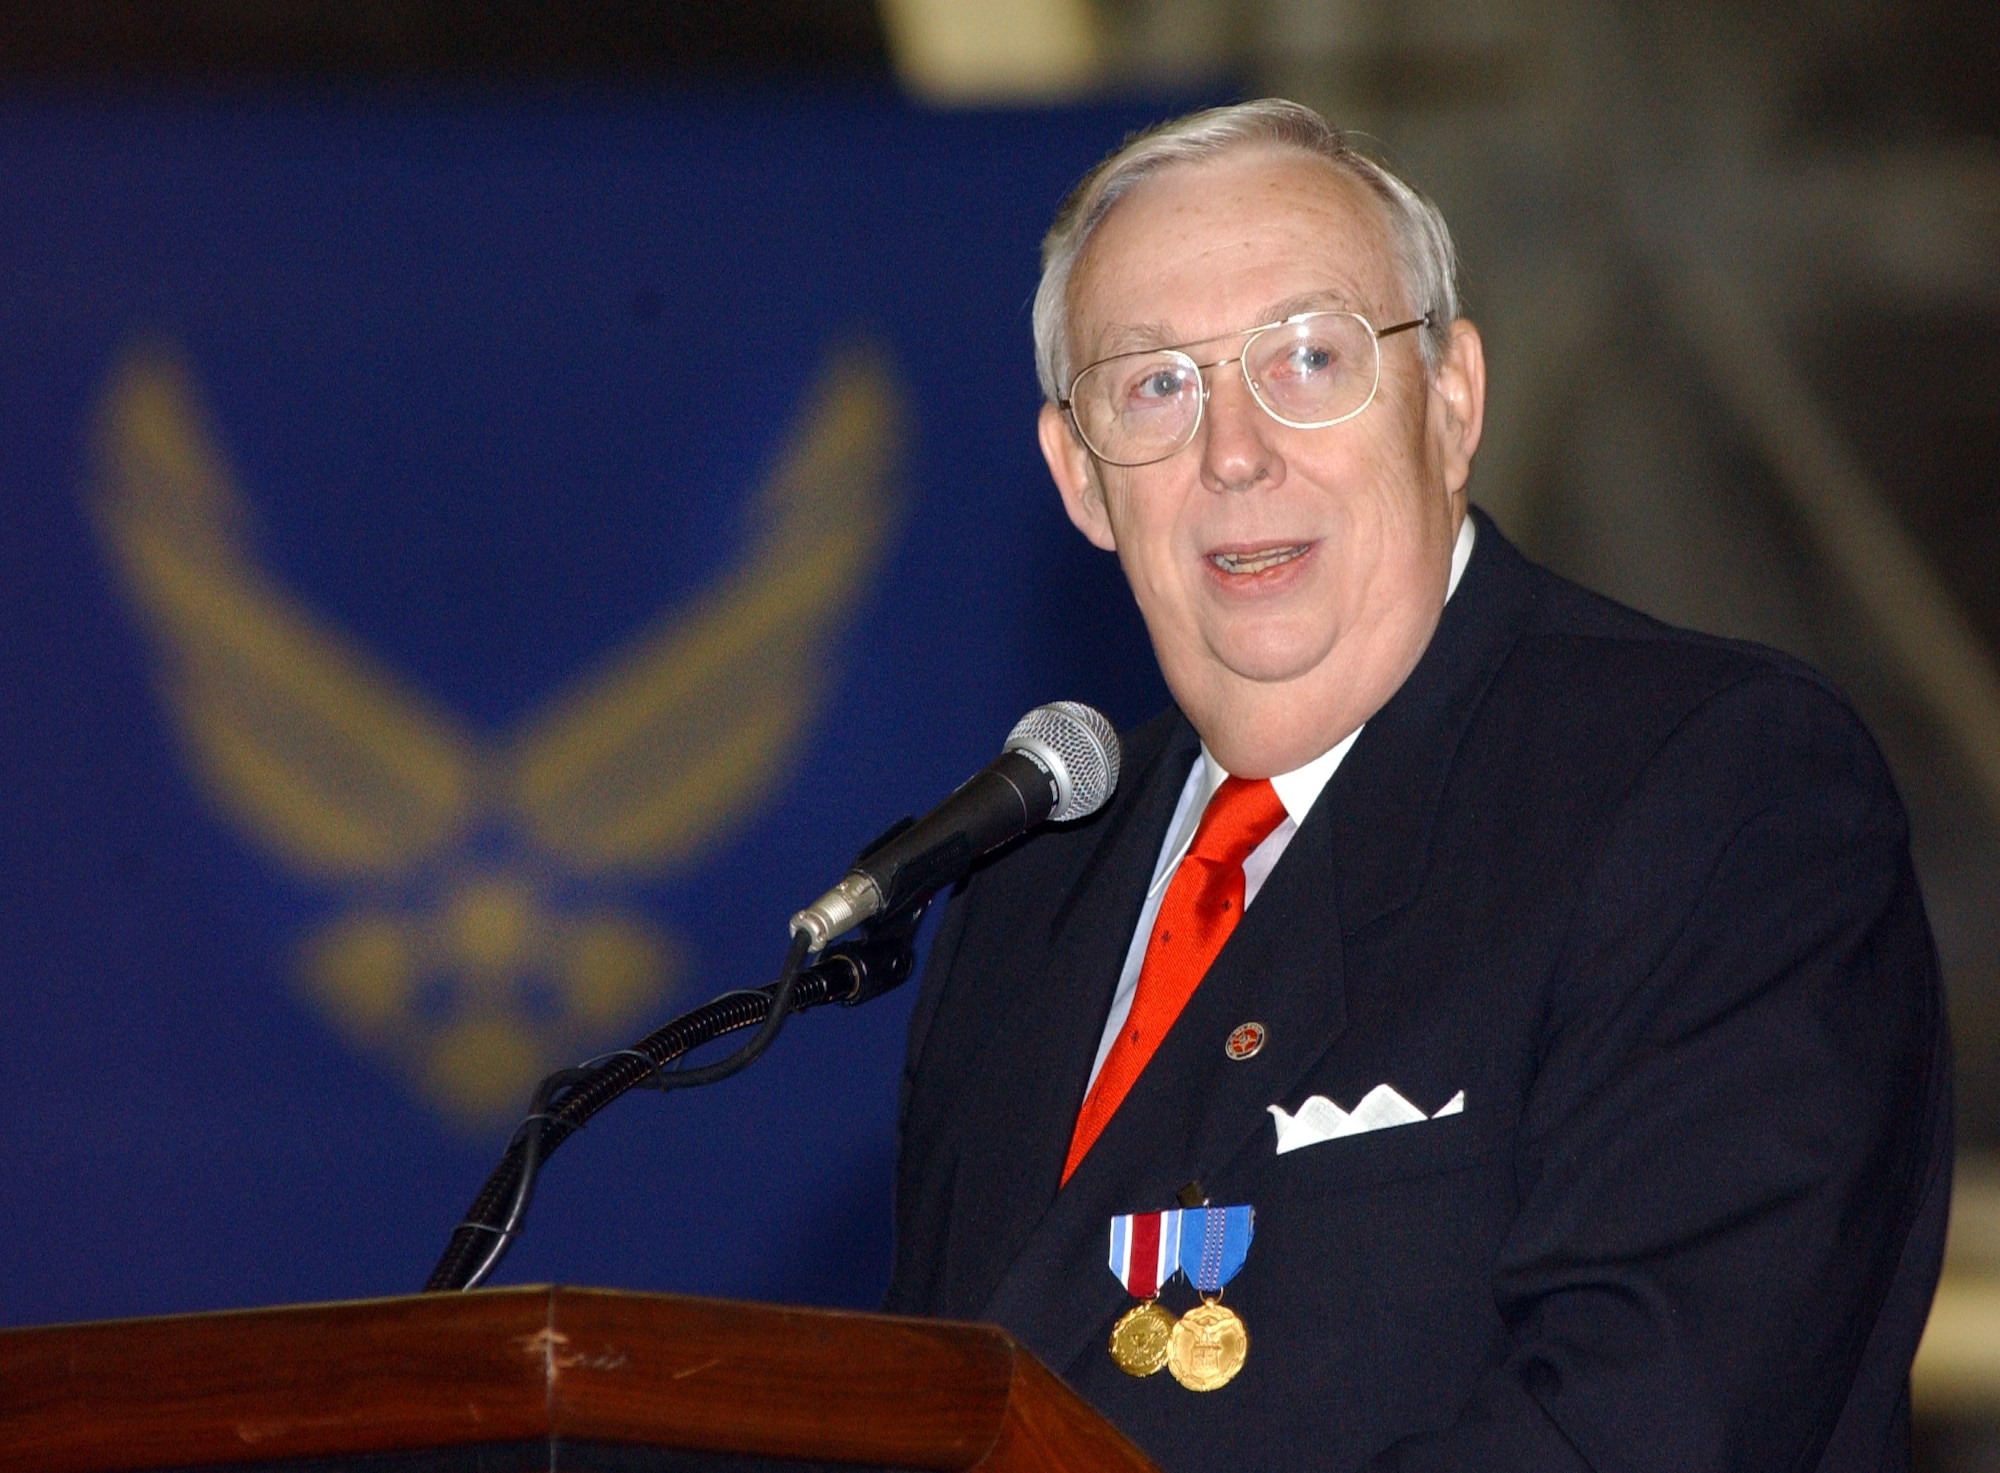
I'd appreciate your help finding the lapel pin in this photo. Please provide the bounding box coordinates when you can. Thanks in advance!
[1225,1021,1266,1060]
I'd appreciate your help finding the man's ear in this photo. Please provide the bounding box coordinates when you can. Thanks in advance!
[1428,318,1486,498]
[1039,401,1118,552]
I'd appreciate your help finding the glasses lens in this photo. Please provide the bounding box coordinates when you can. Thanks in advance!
[1243,312,1378,426]
[1071,352,1202,465]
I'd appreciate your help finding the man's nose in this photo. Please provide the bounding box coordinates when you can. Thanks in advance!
[1198,361,1281,494]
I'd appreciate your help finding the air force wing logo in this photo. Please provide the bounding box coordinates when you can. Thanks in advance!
[87,345,903,1127]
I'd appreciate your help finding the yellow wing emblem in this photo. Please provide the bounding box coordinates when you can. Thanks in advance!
[510,350,901,871]
[90,351,478,879]
[88,345,905,1126]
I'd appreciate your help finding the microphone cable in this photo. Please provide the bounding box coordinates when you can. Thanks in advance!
[426,927,817,1293]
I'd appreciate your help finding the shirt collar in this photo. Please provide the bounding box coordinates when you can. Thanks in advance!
[1446,508,1476,600]
[1152,514,1478,891]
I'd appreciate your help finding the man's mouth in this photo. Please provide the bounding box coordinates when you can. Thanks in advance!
[1209,544,1311,575]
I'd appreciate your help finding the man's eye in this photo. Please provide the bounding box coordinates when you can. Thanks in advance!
[1281,344,1337,378]
[1122,365,1190,408]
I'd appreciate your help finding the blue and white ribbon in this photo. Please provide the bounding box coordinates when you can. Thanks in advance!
[1177,1204,1254,1295]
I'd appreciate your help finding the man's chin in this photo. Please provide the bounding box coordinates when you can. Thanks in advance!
[1191,637,1339,692]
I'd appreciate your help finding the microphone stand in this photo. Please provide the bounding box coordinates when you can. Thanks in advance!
[423,891,932,1293]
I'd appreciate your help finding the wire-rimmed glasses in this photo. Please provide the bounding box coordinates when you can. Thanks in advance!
[1058,309,1431,468]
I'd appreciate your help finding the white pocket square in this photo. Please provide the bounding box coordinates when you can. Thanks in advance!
[1268,1085,1464,1155]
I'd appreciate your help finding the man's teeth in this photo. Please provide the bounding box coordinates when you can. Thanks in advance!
[1211,545,1308,575]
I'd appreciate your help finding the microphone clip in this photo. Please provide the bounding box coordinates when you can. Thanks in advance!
[814,892,933,1007]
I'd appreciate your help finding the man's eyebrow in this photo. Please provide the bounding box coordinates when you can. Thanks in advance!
[1092,321,1181,357]
[1262,289,1359,320]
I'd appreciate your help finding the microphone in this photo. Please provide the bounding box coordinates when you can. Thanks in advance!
[790,701,1121,950]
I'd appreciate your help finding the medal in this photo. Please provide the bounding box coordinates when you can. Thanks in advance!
[1164,1204,1254,1392]
[1109,1299,1177,1376]
[1106,1208,1182,1377]
[1167,1298,1248,1391]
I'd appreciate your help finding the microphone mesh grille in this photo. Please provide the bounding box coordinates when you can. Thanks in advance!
[1005,701,1122,821]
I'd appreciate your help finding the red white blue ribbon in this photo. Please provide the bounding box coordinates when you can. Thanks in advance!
[1108,1209,1182,1298]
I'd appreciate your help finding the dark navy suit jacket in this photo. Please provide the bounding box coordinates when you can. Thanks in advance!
[885,510,1951,1472]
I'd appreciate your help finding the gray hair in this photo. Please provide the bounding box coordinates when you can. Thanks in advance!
[1031,98,1460,403]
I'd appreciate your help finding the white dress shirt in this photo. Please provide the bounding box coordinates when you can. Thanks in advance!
[1086,516,1477,1086]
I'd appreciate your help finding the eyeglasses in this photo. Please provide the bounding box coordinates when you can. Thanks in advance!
[1058,309,1430,468]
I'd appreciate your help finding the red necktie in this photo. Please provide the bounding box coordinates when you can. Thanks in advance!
[1062,775,1288,1184]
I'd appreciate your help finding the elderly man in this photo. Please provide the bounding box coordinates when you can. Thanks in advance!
[885,100,1948,1472]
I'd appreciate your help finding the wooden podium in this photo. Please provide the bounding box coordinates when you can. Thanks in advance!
[0,1286,1161,1473]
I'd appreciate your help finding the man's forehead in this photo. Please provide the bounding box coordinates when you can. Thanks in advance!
[1067,150,1400,356]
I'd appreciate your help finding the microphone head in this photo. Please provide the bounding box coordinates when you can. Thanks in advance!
[1004,702,1121,822]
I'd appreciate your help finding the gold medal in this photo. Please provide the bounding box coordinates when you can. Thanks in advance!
[1166,1296,1248,1391]
[1106,1201,1255,1387]
[1108,1298,1177,1376]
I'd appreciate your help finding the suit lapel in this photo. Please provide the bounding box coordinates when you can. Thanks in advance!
[942,719,1201,1314]
[1318,508,1542,933]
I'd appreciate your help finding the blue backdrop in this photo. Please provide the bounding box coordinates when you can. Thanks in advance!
[0,88,1179,1326]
